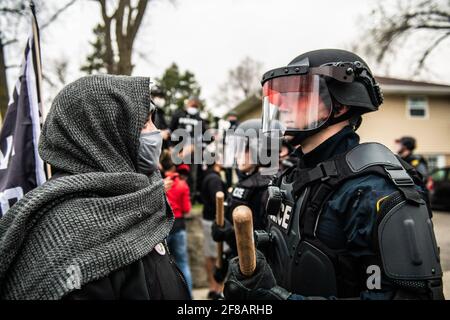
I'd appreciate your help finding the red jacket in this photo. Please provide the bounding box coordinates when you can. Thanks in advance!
[165,172,191,219]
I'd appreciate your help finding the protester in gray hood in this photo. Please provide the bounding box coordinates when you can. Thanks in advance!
[0,74,190,300]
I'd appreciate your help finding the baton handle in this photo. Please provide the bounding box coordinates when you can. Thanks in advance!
[232,205,256,277]
[215,191,225,268]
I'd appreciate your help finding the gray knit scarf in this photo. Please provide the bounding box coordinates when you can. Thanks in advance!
[0,75,173,299]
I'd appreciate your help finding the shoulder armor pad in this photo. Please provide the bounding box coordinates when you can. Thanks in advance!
[346,143,401,173]
[378,193,442,281]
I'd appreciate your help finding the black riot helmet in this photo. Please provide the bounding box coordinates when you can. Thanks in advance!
[396,136,416,151]
[261,49,383,141]
[233,119,280,172]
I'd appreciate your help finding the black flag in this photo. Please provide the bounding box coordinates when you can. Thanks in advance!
[0,5,46,217]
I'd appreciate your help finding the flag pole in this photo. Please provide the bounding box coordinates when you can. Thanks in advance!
[30,1,52,179]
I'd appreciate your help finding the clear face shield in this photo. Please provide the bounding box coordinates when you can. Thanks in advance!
[202,128,262,171]
[261,59,370,138]
[234,135,258,171]
[209,121,280,175]
[262,74,333,137]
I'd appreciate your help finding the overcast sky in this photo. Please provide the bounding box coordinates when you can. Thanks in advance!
[4,0,450,116]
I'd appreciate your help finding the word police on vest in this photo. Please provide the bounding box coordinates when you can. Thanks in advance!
[269,203,293,231]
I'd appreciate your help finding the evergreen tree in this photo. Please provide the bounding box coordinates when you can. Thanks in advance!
[80,24,107,74]
[155,63,204,115]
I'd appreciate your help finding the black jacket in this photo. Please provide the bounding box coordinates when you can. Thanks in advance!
[402,153,429,182]
[223,170,271,256]
[154,107,168,130]
[201,169,226,221]
[63,242,190,300]
[169,109,206,137]
[283,127,435,299]
[226,171,271,231]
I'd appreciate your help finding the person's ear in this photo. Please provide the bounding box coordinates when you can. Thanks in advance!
[333,105,349,118]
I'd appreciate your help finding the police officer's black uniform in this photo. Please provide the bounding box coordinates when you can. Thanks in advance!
[224,49,444,300]
[396,136,429,183]
[169,108,205,138]
[224,117,240,188]
[211,119,273,282]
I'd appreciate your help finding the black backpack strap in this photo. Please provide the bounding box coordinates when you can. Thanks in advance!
[291,161,338,194]
[274,164,296,187]
[302,182,335,238]
[293,143,423,204]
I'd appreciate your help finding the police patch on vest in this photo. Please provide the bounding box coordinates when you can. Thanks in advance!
[232,187,250,200]
[179,117,199,126]
[269,202,293,233]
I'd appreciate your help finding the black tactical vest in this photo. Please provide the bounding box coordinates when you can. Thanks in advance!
[226,171,271,230]
[262,143,443,299]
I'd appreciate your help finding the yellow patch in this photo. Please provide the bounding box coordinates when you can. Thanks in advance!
[411,159,420,167]
[376,196,390,213]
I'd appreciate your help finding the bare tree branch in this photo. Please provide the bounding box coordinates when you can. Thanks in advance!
[129,0,149,43]
[0,8,26,15]
[215,56,263,110]
[98,0,115,73]
[415,31,450,74]
[42,73,56,87]
[359,0,449,72]
[4,64,21,69]
[2,39,18,47]
[415,25,450,29]
[41,0,78,30]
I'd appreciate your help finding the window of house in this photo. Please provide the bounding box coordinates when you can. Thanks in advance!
[407,96,428,118]
[425,154,446,172]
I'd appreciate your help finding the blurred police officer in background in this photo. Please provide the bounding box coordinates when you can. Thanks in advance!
[224,49,444,300]
[211,119,274,283]
[224,111,240,188]
[395,136,429,183]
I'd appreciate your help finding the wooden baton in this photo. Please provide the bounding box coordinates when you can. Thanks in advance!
[232,205,256,277]
[215,191,225,269]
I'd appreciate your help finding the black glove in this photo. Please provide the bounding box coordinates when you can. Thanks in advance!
[223,250,291,300]
[211,219,234,243]
[213,252,230,283]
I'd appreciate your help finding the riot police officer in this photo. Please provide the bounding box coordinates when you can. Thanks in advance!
[211,119,276,282]
[224,49,444,300]
[395,136,429,183]
[224,111,240,188]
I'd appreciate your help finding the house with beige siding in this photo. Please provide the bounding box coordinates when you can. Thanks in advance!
[228,77,450,169]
